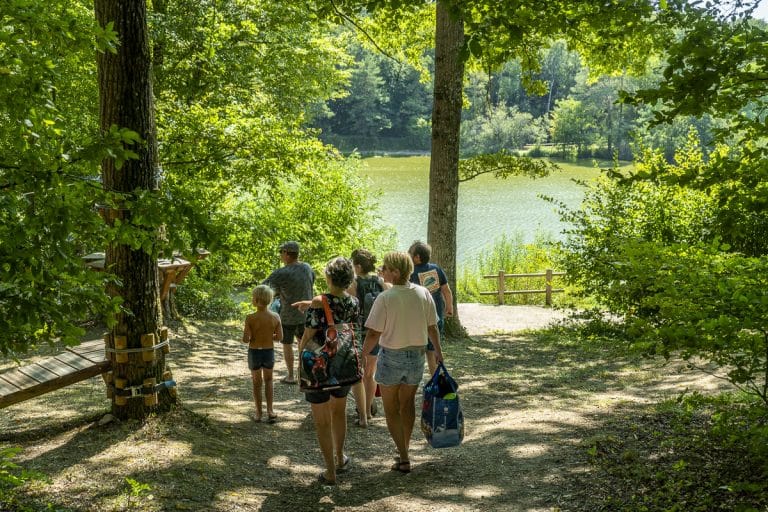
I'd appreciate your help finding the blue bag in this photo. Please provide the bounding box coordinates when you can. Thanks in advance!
[420,362,464,448]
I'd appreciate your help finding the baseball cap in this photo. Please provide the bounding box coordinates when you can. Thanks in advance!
[279,241,300,253]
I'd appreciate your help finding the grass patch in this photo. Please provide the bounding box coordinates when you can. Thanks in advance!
[564,393,768,511]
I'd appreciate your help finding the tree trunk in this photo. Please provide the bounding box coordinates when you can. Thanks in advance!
[95,0,176,419]
[429,2,465,337]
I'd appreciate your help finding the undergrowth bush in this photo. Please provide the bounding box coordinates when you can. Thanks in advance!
[0,447,46,509]
[174,258,240,321]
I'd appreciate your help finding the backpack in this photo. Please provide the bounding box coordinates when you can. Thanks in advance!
[356,276,384,329]
[299,295,362,391]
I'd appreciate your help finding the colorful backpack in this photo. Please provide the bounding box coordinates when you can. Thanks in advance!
[299,295,362,391]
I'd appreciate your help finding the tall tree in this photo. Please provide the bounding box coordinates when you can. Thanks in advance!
[433,0,667,332]
[95,0,174,418]
[428,1,464,329]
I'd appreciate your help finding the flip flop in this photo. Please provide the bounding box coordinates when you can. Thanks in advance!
[336,455,351,473]
[317,472,336,486]
[267,414,278,424]
[280,377,297,384]
[250,413,262,423]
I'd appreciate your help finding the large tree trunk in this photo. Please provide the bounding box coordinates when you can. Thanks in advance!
[95,0,175,419]
[429,1,465,336]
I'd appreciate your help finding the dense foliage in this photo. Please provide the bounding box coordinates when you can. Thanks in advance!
[0,0,123,356]
[311,12,718,160]
[558,3,768,403]
[0,0,392,354]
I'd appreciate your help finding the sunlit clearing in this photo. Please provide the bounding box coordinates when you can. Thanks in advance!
[266,454,296,472]
[463,484,504,499]
[89,440,195,472]
[507,442,551,459]
[215,487,275,508]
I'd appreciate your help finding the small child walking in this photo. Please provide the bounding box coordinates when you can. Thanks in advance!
[242,284,283,422]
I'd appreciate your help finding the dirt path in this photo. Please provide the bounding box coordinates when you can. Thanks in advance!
[0,307,730,512]
[457,304,568,335]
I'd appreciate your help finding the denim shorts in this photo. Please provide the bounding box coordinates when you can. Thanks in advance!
[248,348,275,370]
[376,347,426,386]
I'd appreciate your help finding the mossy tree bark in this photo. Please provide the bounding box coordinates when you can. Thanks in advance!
[95,0,176,419]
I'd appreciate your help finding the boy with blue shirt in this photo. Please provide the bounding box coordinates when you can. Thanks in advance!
[408,240,454,374]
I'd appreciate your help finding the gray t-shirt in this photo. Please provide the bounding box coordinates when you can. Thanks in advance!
[263,262,315,325]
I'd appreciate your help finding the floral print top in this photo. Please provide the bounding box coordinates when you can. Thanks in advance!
[305,293,359,344]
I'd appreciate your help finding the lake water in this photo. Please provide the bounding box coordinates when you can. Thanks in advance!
[360,156,606,264]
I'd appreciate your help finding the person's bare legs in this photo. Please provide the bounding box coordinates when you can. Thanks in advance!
[397,384,418,458]
[282,341,295,382]
[263,368,275,418]
[380,383,418,466]
[364,354,377,418]
[351,381,367,427]
[251,370,263,421]
[310,401,336,483]
[330,396,348,468]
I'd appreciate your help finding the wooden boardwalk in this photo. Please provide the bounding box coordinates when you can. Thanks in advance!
[0,339,110,409]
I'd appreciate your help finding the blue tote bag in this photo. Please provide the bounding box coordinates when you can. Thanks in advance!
[420,362,464,448]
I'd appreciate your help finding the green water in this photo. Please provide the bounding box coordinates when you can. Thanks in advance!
[360,155,608,263]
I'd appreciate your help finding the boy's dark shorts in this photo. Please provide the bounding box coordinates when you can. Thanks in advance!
[282,323,304,345]
[248,348,275,370]
[304,385,351,404]
[426,318,445,351]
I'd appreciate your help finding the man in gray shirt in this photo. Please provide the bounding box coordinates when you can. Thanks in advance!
[262,241,315,384]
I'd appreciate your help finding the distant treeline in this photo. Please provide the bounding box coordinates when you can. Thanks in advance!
[310,38,714,161]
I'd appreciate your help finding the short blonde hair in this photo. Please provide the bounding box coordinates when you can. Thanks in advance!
[382,251,413,285]
[252,284,274,306]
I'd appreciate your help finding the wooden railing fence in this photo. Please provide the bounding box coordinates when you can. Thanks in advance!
[480,269,566,306]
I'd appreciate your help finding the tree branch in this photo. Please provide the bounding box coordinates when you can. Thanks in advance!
[328,0,398,62]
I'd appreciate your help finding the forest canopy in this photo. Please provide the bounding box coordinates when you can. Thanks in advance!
[0,0,392,356]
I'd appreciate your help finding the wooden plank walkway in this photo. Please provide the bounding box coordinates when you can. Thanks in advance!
[0,339,111,409]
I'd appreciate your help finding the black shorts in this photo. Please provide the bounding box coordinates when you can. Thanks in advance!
[281,323,304,345]
[248,348,275,370]
[304,385,351,404]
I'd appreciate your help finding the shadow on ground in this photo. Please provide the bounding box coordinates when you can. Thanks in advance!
[0,320,731,512]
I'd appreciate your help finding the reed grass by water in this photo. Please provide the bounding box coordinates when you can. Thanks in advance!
[456,233,571,305]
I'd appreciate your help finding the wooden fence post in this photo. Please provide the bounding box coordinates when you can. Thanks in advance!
[497,270,505,305]
[545,268,553,306]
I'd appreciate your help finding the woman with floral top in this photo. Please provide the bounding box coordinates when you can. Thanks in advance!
[298,257,360,486]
